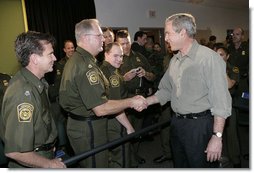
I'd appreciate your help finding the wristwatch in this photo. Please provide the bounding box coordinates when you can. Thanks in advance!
[213,132,222,138]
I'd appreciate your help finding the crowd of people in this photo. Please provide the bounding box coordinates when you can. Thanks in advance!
[0,12,249,168]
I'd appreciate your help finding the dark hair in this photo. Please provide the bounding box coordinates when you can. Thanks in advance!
[217,46,229,55]
[115,29,130,40]
[15,31,56,67]
[209,35,216,41]
[134,31,147,41]
[102,27,113,33]
[104,42,121,53]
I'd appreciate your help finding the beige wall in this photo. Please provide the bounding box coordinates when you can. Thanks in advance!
[0,0,25,76]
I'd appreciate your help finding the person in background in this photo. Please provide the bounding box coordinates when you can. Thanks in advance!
[145,13,231,168]
[206,35,217,49]
[116,29,155,167]
[100,42,135,168]
[131,31,148,57]
[216,46,241,168]
[0,31,66,168]
[0,73,11,166]
[96,27,115,66]
[48,40,75,157]
[227,27,249,102]
[59,19,147,168]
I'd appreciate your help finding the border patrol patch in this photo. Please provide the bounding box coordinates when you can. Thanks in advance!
[17,103,34,122]
[109,75,119,87]
[86,70,99,85]
[233,67,239,73]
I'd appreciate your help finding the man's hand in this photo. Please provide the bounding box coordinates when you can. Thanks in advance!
[204,135,222,162]
[130,95,148,112]
[123,69,137,81]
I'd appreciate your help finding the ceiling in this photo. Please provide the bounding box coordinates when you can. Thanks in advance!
[169,0,249,9]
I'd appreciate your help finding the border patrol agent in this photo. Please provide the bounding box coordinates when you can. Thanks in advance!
[0,31,66,168]
[59,19,147,168]
[100,42,134,168]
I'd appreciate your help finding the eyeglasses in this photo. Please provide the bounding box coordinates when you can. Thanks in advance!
[85,33,104,38]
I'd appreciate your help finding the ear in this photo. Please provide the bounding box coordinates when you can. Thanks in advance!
[30,54,39,65]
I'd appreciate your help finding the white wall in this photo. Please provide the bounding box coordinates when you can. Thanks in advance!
[94,0,249,42]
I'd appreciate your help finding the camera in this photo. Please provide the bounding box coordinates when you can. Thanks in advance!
[136,67,141,72]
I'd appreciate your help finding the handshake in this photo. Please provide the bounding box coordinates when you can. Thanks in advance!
[130,95,149,112]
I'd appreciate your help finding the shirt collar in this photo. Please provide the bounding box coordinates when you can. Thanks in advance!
[20,68,46,93]
[76,46,97,63]
[175,40,199,61]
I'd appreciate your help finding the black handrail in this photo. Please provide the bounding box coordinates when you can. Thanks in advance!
[63,120,170,166]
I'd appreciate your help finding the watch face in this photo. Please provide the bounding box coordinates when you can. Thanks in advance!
[216,132,222,137]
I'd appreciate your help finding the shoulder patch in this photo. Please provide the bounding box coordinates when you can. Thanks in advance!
[109,75,120,87]
[86,70,99,85]
[233,67,239,73]
[17,103,34,122]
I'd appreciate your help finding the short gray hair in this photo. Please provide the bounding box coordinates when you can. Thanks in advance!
[75,19,100,43]
[166,13,196,38]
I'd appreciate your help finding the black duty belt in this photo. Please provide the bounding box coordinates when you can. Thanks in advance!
[34,140,56,152]
[175,110,211,119]
[67,112,104,121]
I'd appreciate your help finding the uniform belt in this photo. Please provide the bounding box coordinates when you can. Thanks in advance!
[34,140,56,152]
[175,110,211,119]
[67,112,104,121]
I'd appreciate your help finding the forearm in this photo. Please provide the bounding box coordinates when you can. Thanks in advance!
[93,99,132,116]
[115,112,135,133]
[146,95,159,106]
[213,116,226,133]
[6,151,51,168]
[144,71,155,81]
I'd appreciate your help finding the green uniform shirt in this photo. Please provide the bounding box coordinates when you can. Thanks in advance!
[227,62,240,95]
[1,68,57,154]
[59,46,109,116]
[100,61,127,100]
[119,51,153,95]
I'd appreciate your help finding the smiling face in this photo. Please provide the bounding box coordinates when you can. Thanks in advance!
[164,21,183,52]
[37,42,56,73]
[105,43,123,68]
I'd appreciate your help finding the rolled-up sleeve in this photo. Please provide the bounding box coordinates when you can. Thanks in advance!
[205,52,232,118]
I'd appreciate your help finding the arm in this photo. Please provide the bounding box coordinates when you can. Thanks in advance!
[205,116,226,162]
[115,111,135,134]
[92,95,147,116]
[227,75,237,89]
[146,95,160,106]
[6,151,66,168]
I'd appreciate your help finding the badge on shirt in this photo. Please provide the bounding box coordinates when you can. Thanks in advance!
[17,103,34,122]
[3,80,8,87]
[136,57,141,62]
[109,75,119,87]
[233,67,239,73]
[242,51,245,56]
[86,70,99,85]
[57,69,61,76]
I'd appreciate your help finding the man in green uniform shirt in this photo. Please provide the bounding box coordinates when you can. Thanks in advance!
[0,31,66,168]
[100,42,135,168]
[115,29,155,167]
[59,19,147,168]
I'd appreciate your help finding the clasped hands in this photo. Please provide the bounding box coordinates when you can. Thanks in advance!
[131,95,148,112]
[124,67,146,81]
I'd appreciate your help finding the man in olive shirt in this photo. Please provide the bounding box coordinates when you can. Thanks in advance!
[0,31,66,168]
[146,13,231,168]
[59,19,147,168]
